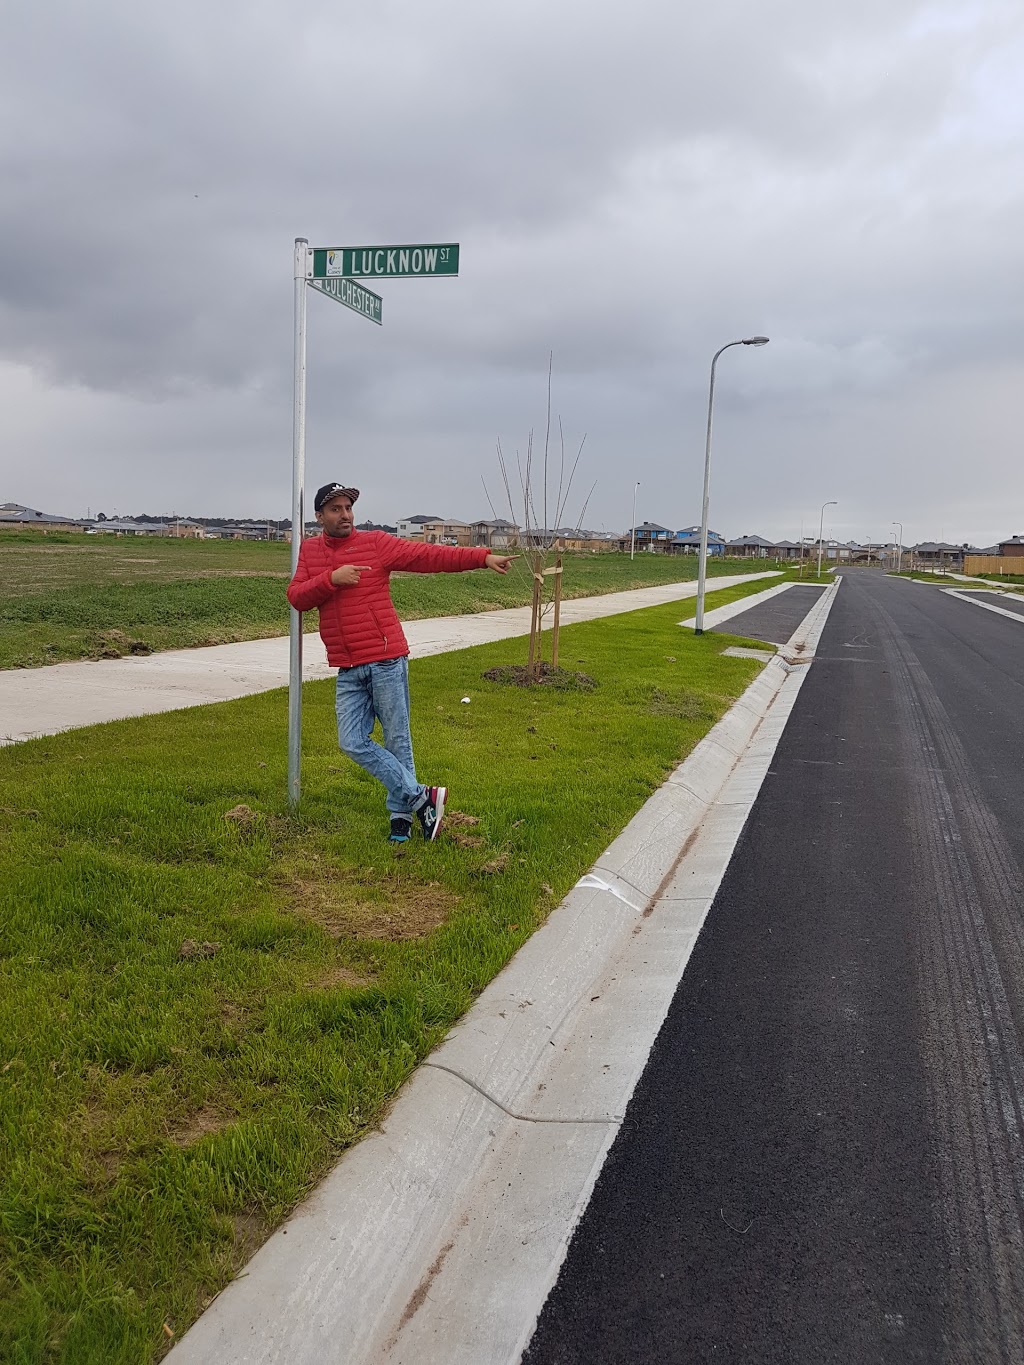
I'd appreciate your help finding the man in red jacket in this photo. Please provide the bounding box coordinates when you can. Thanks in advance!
[287,482,517,843]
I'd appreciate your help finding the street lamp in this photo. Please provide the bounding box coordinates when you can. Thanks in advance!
[694,336,770,633]
[630,481,640,561]
[892,521,903,573]
[817,500,837,576]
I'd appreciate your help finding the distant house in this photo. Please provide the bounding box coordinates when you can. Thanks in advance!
[524,527,617,552]
[397,514,522,548]
[395,514,446,540]
[0,502,87,532]
[998,536,1024,557]
[616,521,673,552]
[673,526,725,556]
[87,519,171,537]
[911,541,966,569]
[469,518,521,549]
[772,540,804,561]
[724,535,777,559]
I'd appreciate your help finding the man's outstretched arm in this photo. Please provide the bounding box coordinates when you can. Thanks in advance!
[380,538,517,575]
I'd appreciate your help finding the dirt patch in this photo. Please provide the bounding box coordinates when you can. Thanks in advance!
[646,688,715,721]
[482,662,596,691]
[90,628,151,658]
[230,1209,268,1258]
[449,831,485,849]
[224,804,258,824]
[283,874,458,941]
[304,964,371,991]
[168,1106,233,1147]
[178,939,221,960]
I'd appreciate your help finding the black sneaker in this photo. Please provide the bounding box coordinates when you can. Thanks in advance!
[389,817,413,843]
[416,786,447,842]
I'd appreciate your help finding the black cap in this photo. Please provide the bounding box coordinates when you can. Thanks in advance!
[314,483,360,513]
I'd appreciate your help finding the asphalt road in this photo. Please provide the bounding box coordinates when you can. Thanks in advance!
[711,582,827,645]
[523,569,1024,1365]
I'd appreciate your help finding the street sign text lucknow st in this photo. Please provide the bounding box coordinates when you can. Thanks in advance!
[311,243,459,280]
[308,276,382,325]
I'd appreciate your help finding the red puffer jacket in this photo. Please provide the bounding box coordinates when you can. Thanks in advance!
[286,530,491,668]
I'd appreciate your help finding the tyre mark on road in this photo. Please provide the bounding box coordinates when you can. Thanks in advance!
[875,594,1024,1363]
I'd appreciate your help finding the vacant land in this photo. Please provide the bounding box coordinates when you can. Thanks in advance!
[0,579,775,1362]
[0,532,774,669]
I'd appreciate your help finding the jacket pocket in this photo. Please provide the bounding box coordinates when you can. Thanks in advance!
[368,606,388,652]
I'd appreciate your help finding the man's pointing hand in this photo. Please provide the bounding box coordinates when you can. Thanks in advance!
[330,564,373,587]
[485,554,520,575]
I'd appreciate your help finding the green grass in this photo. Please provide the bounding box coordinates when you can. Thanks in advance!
[0,577,776,1362]
[0,533,779,669]
[975,572,1024,589]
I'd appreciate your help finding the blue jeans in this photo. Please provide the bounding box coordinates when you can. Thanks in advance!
[335,656,425,817]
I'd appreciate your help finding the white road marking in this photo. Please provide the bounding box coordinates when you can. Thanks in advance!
[941,588,1024,625]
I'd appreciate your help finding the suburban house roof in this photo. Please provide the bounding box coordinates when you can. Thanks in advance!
[88,519,169,533]
[400,514,445,524]
[725,534,776,548]
[0,502,84,524]
[674,527,725,541]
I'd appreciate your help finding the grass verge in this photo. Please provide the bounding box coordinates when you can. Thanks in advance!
[893,570,1024,592]
[0,578,782,1360]
[0,536,778,669]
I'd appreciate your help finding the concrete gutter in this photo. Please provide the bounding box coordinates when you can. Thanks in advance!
[0,573,779,745]
[167,575,841,1365]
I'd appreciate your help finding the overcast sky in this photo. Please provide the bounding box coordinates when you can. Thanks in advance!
[2,0,1022,544]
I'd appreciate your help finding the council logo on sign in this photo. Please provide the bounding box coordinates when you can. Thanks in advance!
[326,250,343,276]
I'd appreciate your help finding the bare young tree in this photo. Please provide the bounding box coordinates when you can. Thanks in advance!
[482,357,595,680]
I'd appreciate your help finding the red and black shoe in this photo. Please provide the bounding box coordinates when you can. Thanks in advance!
[416,786,447,842]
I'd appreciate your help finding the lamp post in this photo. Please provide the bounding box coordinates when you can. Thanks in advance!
[694,336,769,633]
[817,500,837,576]
[892,521,903,573]
[630,481,640,560]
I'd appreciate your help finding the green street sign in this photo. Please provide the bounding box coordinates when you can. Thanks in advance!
[308,276,382,325]
[312,243,459,280]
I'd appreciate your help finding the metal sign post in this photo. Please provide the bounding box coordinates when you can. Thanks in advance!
[288,238,308,807]
[287,237,460,808]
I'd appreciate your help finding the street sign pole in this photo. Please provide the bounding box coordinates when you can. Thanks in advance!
[288,237,308,808]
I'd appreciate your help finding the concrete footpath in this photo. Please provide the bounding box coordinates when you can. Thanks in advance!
[0,573,777,745]
[166,575,842,1365]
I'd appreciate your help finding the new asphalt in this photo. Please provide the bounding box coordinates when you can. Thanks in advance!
[523,568,1024,1365]
[710,581,827,645]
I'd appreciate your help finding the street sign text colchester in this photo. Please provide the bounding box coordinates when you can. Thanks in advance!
[309,276,382,325]
[311,244,459,280]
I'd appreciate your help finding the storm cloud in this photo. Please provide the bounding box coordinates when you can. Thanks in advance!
[1,0,1022,543]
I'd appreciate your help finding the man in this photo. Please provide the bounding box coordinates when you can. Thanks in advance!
[286,483,517,843]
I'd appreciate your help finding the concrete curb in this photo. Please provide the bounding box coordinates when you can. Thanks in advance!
[167,575,842,1365]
